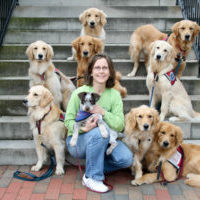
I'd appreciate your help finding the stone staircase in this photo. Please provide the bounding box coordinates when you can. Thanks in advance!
[0,0,200,165]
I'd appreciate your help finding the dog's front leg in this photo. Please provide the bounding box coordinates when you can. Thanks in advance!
[160,92,172,121]
[70,123,79,146]
[131,173,159,186]
[97,115,109,138]
[133,153,143,179]
[54,142,65,175]
[31,135,47,171]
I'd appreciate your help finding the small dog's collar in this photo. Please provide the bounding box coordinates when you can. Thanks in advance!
[75,110,92,122]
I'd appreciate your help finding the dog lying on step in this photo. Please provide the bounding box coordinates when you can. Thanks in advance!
[70,92,123,155]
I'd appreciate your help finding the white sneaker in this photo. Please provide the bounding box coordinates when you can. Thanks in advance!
[82,174,109,193]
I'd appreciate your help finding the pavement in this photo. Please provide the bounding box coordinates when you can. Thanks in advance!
[0,165,200,200]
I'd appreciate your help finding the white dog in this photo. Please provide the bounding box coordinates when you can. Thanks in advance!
[146,40,200,121]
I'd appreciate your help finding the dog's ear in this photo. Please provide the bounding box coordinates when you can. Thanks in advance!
[172,21,180,37]
[175,126,183,146]
[194,22,200,37]
[40,89,53,108]
[79,10,87,25]
[93,38,103,54]
[46,43,54,61]
[151,107,160,129]
[26,42,34,60]
[78,92,87,101]
[72,37,81,59]
[124,108,137,135]
[167,45,176,63]
[91,93,100,103]
[99,10,107,26]
[150,41,156,56]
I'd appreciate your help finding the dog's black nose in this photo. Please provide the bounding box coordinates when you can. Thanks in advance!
[23,99,28,105]
[90,21,95,27]
[163,141,169,147]
[38,54,43,59]
[83,51,88,56]
[143,124,149,130]
[185,34,190,40]
[156,55,161,60]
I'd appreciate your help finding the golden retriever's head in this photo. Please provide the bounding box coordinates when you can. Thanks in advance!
[150,40,176,72]
[72,35,103,60]
[26,40,54,62]
[24,85,53,108]
[172,20,200,42]
[125,105,160,134]
[156,122,183,150]
[79,8,107,28]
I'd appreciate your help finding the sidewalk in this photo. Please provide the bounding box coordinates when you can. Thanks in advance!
[0,165,200,200]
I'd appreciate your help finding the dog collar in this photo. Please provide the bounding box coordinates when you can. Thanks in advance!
[164,70,176,85]
[75,110,92,122]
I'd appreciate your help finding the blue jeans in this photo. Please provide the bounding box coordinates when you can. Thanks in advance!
[66,127,133,181]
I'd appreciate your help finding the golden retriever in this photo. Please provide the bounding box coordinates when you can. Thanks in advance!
[23,85,67,175]
[123,105,160,179]
[67,8,107,60]
[72,35,127,97]
[72,35,104,87]
[131,122,183,185]
[26,40,75,110]
[128,20,200,77]
[131,122,200,189]
[146,40,200,122]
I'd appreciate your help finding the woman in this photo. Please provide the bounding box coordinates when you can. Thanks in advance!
[64,53,133,193]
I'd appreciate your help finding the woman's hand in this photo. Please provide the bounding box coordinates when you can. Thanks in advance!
[91,104,105,116]
[81,116,98,132]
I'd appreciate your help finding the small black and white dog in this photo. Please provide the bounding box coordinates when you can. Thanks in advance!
[70,92,123,155]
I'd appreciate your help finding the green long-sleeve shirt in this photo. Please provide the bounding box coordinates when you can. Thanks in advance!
[64,85,124,136]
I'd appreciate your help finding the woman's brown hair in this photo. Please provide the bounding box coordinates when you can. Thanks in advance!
[85,53,116,88]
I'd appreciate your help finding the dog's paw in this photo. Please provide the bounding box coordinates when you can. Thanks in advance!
[55,167,65,175]
[127,72,135,77]
[169,116,179,122]
[131,179,142,186]
[70,138,77,146]
[186,173,196,179]
[31,165,41,172]
[67,56,74,61]
[106,148,112,155]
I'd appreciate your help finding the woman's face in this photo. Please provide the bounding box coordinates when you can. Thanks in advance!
[91,58,110,85]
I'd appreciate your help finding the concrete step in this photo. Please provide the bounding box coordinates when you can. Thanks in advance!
[0,60,198,77]
[0,44,197,61]
[1,115,199,140]
[12,6,181,18]
[1,94,200,116]
[1,138,200,165]
[4,29,173,44]
[8,17,180,32]
[18,0,175,7]
[1,76,200,96]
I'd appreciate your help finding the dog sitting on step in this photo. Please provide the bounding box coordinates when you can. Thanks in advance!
[70,92,123,155]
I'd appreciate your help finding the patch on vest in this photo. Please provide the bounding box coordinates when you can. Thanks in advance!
[168,148,182,169]
[164,71,176,85]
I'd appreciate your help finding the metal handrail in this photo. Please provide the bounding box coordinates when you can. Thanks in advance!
[0,0,19,50]
[177,0,200,77]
